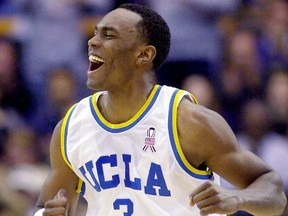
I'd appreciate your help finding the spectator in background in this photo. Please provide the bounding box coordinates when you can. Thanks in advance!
[0,85,26,142]
[236,99,271,155]
[265,70,288,135]
[10,0,89,105]
[258,0,288,76]
[181,74,221,112]
[0,126,49,216]
[0,40,27,138]
[33,67,79,135]
[147,0,239,88]
[0,88,25,130]
[6,164,49,216]
[31,66,80,163]
[2,127,38,167]
[220,29,263,132]
[0,193,26,216]
[0,37,33,120]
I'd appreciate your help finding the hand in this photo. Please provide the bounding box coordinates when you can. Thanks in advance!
[189,181,240,216]
[43,189,69,216]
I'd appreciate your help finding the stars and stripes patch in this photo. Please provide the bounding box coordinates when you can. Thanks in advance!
[143,127,156,152]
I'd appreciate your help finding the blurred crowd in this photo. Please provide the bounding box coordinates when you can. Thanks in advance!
[0,0,287,215]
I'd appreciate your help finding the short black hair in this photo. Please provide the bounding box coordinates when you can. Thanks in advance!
[119,3,171,70]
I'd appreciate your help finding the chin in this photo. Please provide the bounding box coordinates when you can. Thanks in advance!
[86,80,97,91]
[86,79,103,92]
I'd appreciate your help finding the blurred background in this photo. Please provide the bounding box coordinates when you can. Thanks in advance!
[0,0,287,215]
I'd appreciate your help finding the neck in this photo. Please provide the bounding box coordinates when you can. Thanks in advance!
[98,79,156,124]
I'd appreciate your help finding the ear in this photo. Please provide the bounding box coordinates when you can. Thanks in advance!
[135,45,156,68]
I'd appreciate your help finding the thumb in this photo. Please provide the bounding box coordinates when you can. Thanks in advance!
[55,189,66,199]
[55,189,69,215]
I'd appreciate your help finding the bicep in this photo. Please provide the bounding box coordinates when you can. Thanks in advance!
[208,148,272,189]
[201,111,272,189]
[36,120,80,213]
[178,101,272,189]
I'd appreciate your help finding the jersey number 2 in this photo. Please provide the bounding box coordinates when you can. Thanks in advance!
[113,198,134,216]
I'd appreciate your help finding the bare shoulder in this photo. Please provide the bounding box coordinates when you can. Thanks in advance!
[36,120,79,211]
[177,97,240,160]
[177,97,271,188]
[49,120,70,168]
[49,119,79,188]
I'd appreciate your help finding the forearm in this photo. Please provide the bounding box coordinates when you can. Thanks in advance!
[238,171,287,215]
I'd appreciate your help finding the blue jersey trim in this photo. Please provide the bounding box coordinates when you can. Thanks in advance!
[79,182,86,196]
[89,86,162,133]
[62,105,77,167]
[168,89,213,180]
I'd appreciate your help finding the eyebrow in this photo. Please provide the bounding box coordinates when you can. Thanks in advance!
[95,25,118,33]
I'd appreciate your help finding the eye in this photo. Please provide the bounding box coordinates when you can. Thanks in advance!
[105,33,114,39]
[104,30,115,39]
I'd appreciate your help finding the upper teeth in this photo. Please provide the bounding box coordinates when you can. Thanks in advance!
[89,55,104,63]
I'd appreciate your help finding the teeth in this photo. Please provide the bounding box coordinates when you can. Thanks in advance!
[89,55,104,63]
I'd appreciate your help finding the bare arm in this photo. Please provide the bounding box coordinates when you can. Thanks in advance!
[35,120,80,216]
[178,98,287,215]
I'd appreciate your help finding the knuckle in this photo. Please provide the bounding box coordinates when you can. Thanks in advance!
[44,201,50,208]
[204,181,213,187]
[207,186,219,195]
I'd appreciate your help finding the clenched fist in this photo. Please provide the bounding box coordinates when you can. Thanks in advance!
[43,189,69,216]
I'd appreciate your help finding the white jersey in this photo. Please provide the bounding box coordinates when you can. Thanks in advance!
[61,85,223,216]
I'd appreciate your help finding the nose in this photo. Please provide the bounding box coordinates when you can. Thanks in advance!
[88,34,101,47]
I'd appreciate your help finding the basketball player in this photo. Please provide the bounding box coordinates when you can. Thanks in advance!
[34,4,286,216]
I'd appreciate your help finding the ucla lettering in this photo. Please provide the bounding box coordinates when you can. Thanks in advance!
[144,163,171,196]
[96,154,120,189]
[123,154,141,190]
[79,160,101,192]
[78,154,171,197]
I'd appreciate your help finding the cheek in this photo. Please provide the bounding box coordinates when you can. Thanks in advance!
[111,41,136,57]
[111,49,135,68]
[105,40,138,70]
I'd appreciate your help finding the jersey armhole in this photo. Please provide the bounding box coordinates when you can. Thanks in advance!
[60,103,87,196]
[76,179,86,196]
[168,89,213,180]
[60,104,77,170]
[184,92,198,104]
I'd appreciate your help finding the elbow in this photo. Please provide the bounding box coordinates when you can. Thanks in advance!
[277,192,287,215]
[261,170,287,215]
[272,172,287,215]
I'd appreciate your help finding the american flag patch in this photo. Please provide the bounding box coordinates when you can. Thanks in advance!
[143,127,156,152]
[145,137,155,145]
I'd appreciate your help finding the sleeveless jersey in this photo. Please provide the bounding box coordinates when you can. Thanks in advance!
[61,85,223,216]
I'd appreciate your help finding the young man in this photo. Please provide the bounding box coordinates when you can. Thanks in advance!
[34,4,286,216]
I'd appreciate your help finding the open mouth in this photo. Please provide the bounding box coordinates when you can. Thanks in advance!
[89,55,104,71]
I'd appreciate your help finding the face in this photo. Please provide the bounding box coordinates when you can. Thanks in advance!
[0,41,16,85]
[87,8,147,91]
